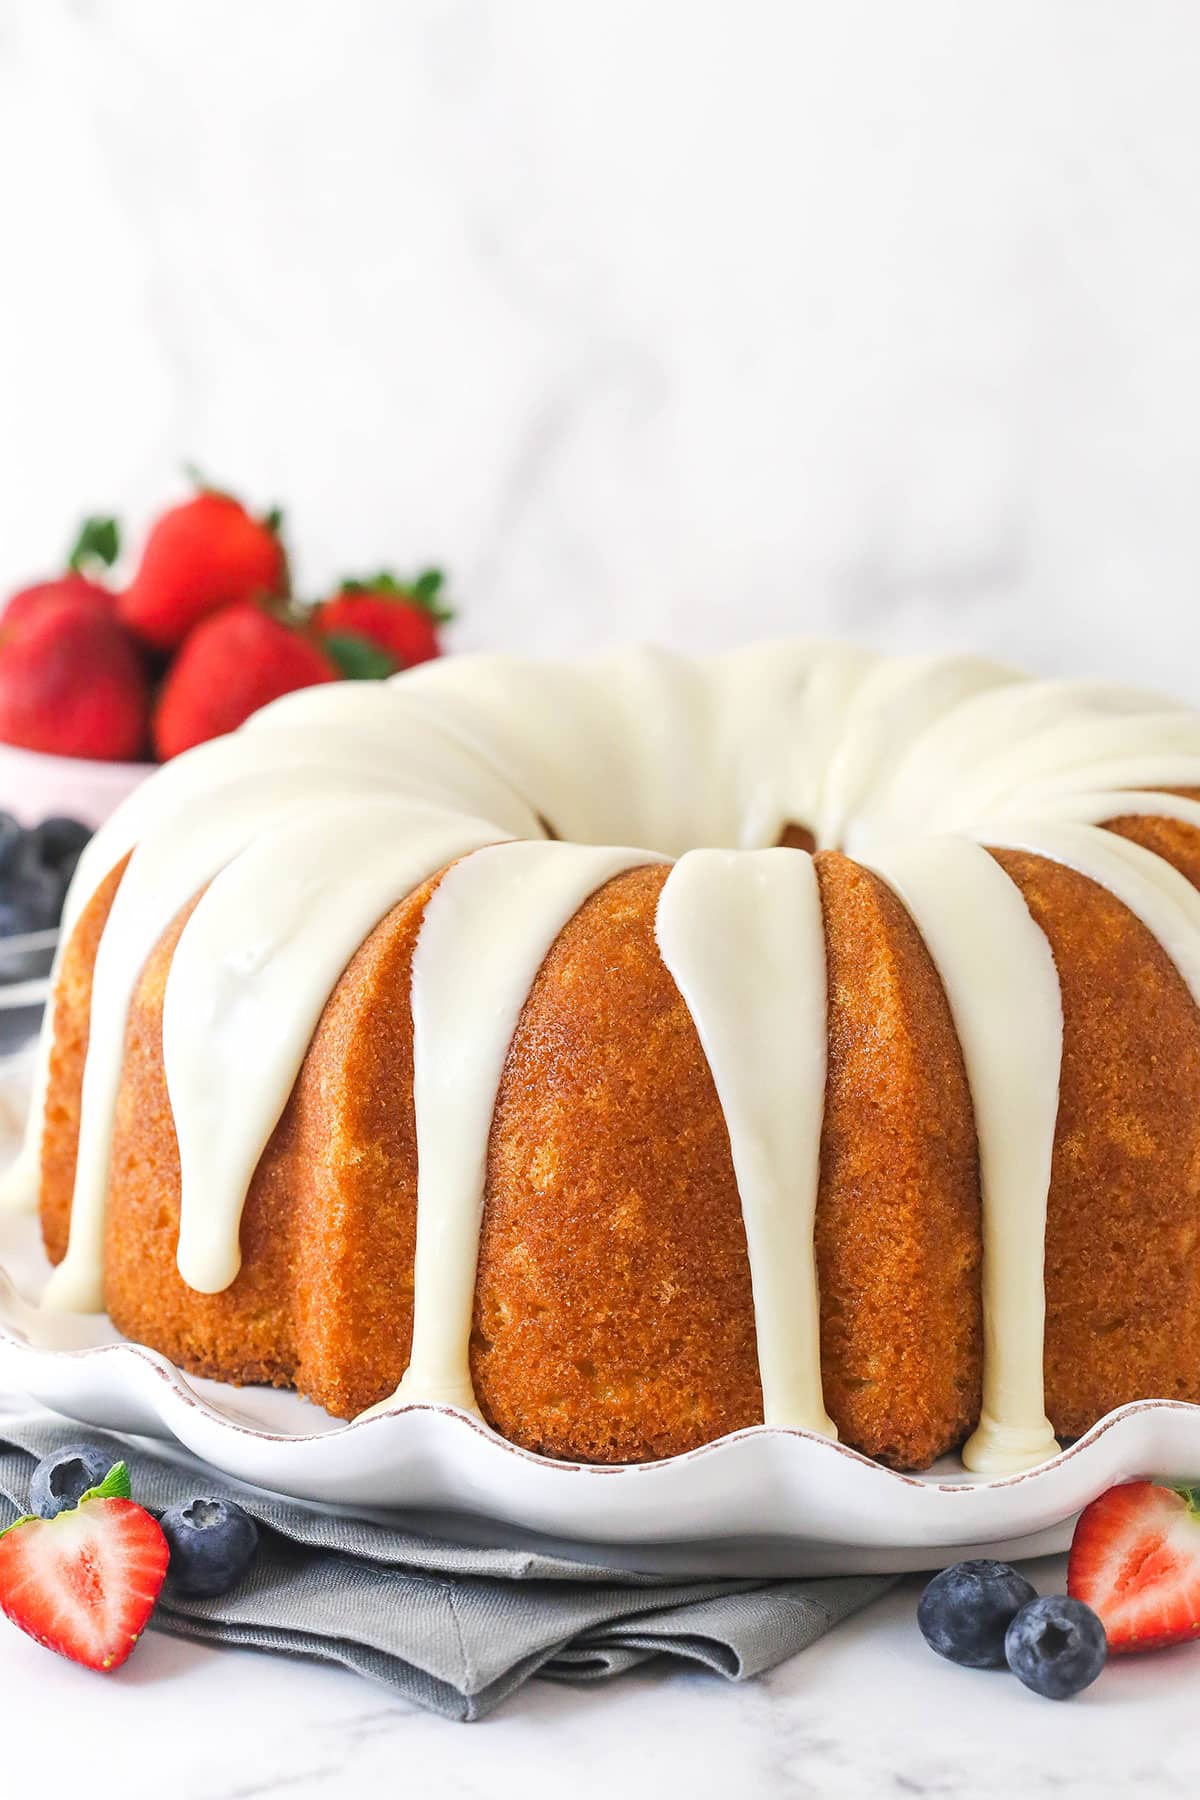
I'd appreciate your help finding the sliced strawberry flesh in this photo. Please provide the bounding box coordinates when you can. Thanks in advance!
[1069,1481,1200,1654]
[0,1498,169,1672]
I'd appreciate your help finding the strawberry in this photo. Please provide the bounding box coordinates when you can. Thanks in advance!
[313,568,451,676]
[0,1462,168,1673]
[5,574,113,631]
[1068,1480,1200,1654]
[152,601,335,759]
[120,482,288,651]
[0,596,149,761]
[4,517,121,631]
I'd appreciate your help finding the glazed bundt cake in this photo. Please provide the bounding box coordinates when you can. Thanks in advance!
[7,642,1200,1476]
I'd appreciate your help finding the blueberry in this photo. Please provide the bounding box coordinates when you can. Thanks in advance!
[917,1559,1039,1668]
[0,883,56,981]
[30,1443,116,1519]
[1005,1595,1107,1700]
[27,817,91,885]
[7,862,61,932]
[0,813,23,877]
[160,1496,259,1598]
[0,892,41,939]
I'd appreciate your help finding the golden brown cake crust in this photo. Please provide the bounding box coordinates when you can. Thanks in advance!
[34,789,1200,1470]
[101,876,448,1415]
[53,852,988,1467]
[994,847,1200,1436]
[472,864,763,1463]
[814,852,982,1469]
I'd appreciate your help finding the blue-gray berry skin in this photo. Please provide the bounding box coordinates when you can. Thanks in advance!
[1005,1595,1107,1699]
[160,1497,259,1598]
[30,1443,114,1519]
[917,1560,1039,1668]
[27,817,91,882]
[0,813,23,878]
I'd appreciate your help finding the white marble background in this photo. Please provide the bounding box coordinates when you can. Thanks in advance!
[3,0,1200,694]
[5,5,1200,1791]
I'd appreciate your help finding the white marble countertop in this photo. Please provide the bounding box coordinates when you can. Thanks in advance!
[1,1552,1197,1797]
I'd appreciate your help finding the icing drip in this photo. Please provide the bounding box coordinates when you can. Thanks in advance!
[382,841,664,1415]
[655,849,836,1439]
[2,713,530,1215]
[863,839,1062,1475]
[42,768,408,1312]
[163,799,507,1294]
[980,822,1200,1004]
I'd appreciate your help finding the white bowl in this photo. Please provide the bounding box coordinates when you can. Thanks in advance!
[0,740,153,830]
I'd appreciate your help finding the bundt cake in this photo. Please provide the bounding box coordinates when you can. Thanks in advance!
[7,642,1200,1476]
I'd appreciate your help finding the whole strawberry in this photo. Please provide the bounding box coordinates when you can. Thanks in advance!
[0,596,149,761]
[312,568,451,675]
[153,602,335,758]
[121,479,288,651]
[0,1461,168,1673]
[3,517,121,631]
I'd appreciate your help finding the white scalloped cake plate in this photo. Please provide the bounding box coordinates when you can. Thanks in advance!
[1,1207,1198,1578]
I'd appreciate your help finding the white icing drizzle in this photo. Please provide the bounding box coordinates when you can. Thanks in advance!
[2,713,534,1214]
[163,799,507,1294]
[14,644,1200,1475]
[655,849,836,1439]
[979,822,1200,1006]
[818,653,1021,853]
[1034,790,1200,832]
[863,839,1062,1475]
[384,841,663,1414]
[42,768,411,1312]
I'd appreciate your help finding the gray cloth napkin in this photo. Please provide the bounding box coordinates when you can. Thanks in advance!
[0,1411,892,1721]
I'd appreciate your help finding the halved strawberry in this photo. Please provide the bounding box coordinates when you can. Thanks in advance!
[0,1462,169,1673]
[1068,1480,1200,1655]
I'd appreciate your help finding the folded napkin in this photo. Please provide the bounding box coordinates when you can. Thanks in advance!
[0,1410,892,1721]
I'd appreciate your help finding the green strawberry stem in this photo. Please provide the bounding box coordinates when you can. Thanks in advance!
[68,516,120,574]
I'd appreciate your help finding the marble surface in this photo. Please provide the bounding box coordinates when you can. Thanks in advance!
[0,1555,1198,1796]
[5,0,1200,1788]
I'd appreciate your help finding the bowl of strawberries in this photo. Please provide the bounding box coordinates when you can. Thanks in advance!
[0,473,454,1058]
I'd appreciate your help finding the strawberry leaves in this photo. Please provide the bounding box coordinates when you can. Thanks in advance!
[322,631,398,681]
[338,568,454,624]
[68,516,121,575]
[79,1461,133,1504]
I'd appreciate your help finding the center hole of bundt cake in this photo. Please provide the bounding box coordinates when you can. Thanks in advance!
[542,818,819,855]
[778,824,818,854]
